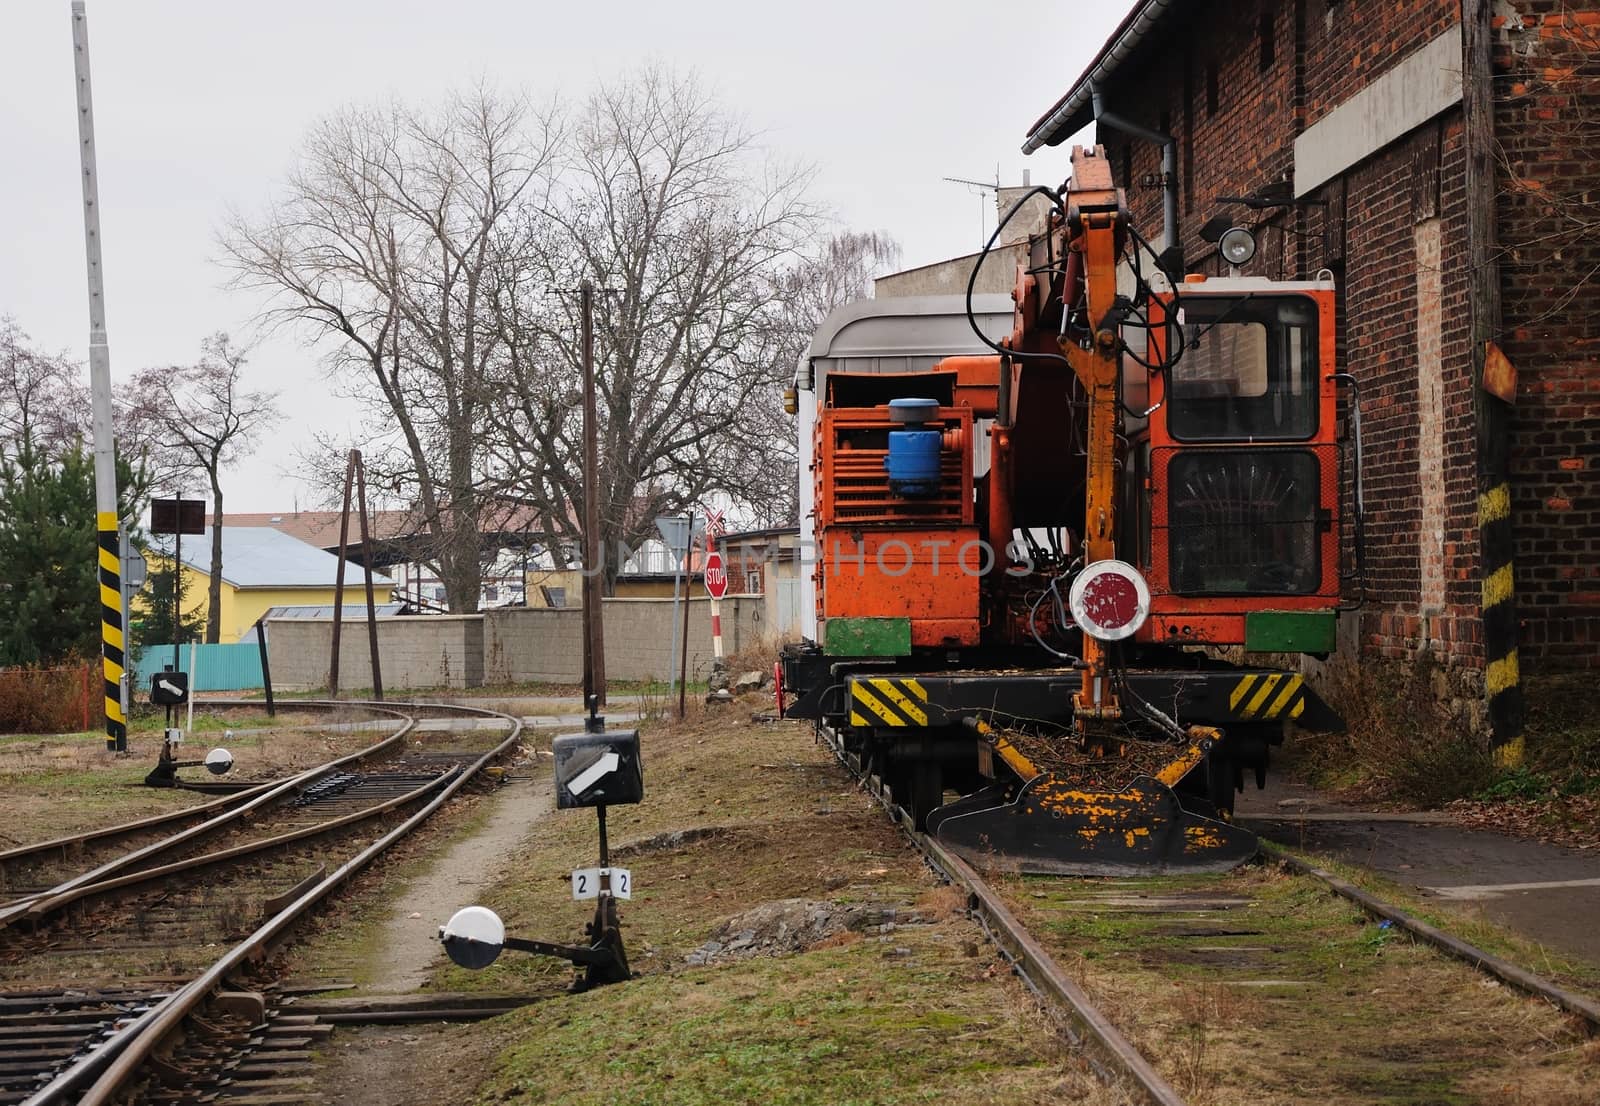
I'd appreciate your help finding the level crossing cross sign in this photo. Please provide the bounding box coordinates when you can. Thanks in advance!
[703,550,728,599]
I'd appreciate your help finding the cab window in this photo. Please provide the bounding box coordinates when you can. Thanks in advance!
[1167,296,1317,441]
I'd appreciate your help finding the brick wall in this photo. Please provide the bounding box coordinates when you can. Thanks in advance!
[1492,2,1600,667]
[1081,0,1598,675]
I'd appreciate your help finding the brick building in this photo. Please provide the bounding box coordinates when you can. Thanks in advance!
[1023,0,1599,743]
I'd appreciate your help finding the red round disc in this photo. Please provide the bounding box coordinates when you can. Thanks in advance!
[1080,571,1139,631]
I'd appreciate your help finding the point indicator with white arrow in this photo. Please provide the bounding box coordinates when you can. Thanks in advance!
[568,750,620,797]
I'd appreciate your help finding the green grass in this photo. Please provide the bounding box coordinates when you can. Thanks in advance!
[1262,845,1600,994]
[298,712,1117,1104]
[1,709,306,744]
[475,933,1074,1106]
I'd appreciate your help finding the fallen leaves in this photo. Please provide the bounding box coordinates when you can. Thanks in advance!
[1446,792,1600,852]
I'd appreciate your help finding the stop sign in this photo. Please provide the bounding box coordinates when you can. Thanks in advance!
[704,550,728,599]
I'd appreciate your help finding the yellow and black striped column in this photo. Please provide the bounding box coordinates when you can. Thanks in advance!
[1479,482,1523,766]
[98,512,126,752]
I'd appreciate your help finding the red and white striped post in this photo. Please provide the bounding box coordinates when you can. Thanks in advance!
[704,509,730,701]
[709,602,724,664]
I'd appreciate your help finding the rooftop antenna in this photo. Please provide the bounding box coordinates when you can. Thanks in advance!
[943,170,1001,248]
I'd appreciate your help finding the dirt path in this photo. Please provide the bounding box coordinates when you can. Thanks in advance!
[359,774,554,994]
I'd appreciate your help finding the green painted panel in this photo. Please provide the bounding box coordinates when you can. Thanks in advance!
[823,617,912,657]
[1245,611,1337,654]
[135,643,263,690]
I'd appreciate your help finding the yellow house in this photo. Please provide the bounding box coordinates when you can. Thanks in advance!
[522,567,584,607]
[141,526,394,644]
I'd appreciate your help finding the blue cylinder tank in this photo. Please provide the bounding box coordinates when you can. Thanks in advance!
[885,398,942,497]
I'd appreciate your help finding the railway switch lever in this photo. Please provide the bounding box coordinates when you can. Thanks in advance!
[441,725,643,991]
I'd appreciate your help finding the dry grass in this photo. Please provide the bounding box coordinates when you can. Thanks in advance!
[1292,652,1495,804]
[0,663,99,735]
[0,709,376,844]
[295,700,1123,1104]
[1010,864,1598,1106]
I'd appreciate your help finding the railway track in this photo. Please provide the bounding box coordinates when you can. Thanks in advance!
[0,700,524,1106]
[821,724,1600,1106]
[0,702,419,926]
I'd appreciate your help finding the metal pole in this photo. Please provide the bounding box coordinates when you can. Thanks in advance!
[708,523,725,674]
[580,281,607,706]
[677,562,691,719]
[354,452,383,701]
[329,452,356,698]
[667,522,684,703]
[117,520,131,724]
[255,616,275,718]
[172,512,181,674]
[186,641,196,733]
[71,1,126,754]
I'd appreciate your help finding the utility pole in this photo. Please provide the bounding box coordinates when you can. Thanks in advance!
[354,453,383,701]
[1462,0,1523,764]
[580,280,607,709]
[70,2,126,753]
[329,451,355,699]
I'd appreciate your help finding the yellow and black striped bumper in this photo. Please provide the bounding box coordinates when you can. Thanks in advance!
[1225,672,1309,722]
[843,669,1342,733]
[848,676,933,728]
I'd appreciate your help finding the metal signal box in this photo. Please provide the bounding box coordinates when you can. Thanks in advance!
[149,670,189,706]
[552,729,643,809]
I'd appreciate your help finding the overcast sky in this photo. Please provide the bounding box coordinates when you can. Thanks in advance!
[2,1,1123,512]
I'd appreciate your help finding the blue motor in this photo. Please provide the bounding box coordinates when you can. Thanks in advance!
[885,398,943,497]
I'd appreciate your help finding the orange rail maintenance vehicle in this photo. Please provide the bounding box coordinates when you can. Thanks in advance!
[781,147,1358,875]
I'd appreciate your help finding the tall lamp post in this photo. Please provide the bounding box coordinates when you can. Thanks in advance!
[70,2,127,753]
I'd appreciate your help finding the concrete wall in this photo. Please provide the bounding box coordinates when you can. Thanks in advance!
[485,597,764,684]
[482,606,584,684]
[874,242,1025,299]
[267,597,763,691]
[266,614,483,691]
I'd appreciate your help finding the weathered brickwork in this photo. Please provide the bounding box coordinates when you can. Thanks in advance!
[1417,218,1448,614]
[1077,0,1598,677]
[1492,2,1600,667]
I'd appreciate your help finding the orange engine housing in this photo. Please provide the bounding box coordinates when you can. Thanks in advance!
[814,403,980,647]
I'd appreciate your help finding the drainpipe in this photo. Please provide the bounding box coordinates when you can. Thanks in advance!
[1091,87,1179,261]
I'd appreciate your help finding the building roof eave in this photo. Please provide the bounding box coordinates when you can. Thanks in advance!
[1022,0,1182,155]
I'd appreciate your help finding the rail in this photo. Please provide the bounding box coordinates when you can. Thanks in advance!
[1264,843,1600,1030]
[0,700,415,931]
[20,700,524,1106]
[825,720,1600,1106]
[820,724,1191,1106]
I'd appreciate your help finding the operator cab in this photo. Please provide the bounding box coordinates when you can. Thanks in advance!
[1120,274,1344,645]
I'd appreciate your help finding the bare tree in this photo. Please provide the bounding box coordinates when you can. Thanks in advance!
[225,72,891,603]
[0,319,87,458]
[123,334,282,642]
[221,88,559,613]
[730,230,902,526]
[484,68,819,589]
